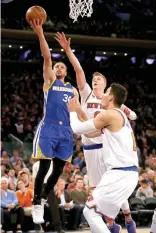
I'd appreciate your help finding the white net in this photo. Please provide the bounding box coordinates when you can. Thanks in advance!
[69,0,93,22]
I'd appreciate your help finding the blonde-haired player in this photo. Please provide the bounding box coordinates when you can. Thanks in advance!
[68,83,139,233]
[55,32,137,233]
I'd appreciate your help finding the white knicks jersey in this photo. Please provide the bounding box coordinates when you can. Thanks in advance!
[79,83,104,145]
[101,108,138,170]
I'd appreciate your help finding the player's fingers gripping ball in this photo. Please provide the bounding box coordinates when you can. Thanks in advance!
[26,6,47,25]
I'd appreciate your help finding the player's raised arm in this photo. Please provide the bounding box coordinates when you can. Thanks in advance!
[55,32,86,90]
[30,19,56,82]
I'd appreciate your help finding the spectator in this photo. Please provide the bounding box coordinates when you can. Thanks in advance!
[14,118,24,139]
[14,164,23,176]
[8,181,16,191]
[69,178,88,204]
[15,160,26,169]
[10,150,24,167]
[73,144,83,157]
[136,179,153,200]
[68,178,88,228]
[72,151,85,168]
[1,177,24,232]
[19,171,33,190]
[147,169,155,183]
[1,164,8,177]
[67,173,83,192]
[21,168,32,181]
[150,148,156,158]
[1,151,12,170]
[56,178,86,230]
[8,169,17,186]
[16,179,33,209]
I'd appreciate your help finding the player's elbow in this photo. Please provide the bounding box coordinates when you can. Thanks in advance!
[129,111,137,121]
[74,67,83,74]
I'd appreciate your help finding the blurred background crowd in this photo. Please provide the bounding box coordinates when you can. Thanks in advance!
[1,0,156,232]
[1,0,156,40]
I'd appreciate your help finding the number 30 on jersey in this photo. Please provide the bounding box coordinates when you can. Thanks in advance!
[63,94,72,103]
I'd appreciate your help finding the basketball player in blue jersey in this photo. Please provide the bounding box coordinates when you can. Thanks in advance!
[30,19,78,225]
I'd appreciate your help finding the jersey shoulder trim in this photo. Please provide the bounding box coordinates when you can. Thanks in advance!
[64,82,70,86]
[43,79,55,92]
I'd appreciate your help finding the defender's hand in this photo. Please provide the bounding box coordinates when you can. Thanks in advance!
[55,32,71,51]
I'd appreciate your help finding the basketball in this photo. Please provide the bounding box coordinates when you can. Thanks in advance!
[26,6,47,25]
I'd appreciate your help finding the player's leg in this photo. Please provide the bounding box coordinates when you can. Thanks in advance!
[83,207,110,233]
[83,193,121,233]
[32,121,51,205]
[41,128,73,199]
[150,209,156,233]
[85,169,138,233]
[84,148,120,231]
[33,159,51,204]
[41,157,66,199]
[121,201,136,233]
[83,148,105,188]
[32,136,55,224]
[32,159,51,224]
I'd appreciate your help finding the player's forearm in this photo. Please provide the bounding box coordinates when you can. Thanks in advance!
[65,48,86,89]
[121,104,137,120]
[77,109,88,122]
[70,112,96,135]
[38,32,51,60]
[85,130,101,138]
[65,48,82,72]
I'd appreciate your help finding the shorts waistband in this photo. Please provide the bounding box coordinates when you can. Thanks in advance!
[83,143,103,150]
[112,166,138,172]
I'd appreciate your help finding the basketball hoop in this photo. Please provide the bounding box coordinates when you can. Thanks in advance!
[69,0,93,22]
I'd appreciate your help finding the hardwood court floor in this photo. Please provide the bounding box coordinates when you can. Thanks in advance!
[69,228,149,233]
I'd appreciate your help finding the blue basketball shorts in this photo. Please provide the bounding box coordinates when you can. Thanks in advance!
[32,120,73,162]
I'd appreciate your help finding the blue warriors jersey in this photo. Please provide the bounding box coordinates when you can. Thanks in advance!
[43,79,74,125]
[32,78,74,161]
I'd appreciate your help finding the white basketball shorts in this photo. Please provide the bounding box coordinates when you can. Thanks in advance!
[84,148,106,188]
[86,169,138,219]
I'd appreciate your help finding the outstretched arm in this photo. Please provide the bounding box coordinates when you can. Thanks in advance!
[55,32,86,90]
[68,97,110,135]
[71,96,101,135]
[121,104,137,120]
[30,19,56,83]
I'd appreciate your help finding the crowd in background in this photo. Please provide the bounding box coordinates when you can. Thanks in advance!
[1,14,156,40]
[1,0,156,40]
[1,51,156,231]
